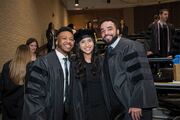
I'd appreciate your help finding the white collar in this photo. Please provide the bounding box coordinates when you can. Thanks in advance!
[55,49,68,60]
[110,36,121,49]
[158,20,167,26]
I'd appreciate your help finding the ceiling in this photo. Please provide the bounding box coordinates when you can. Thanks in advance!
[61,0,179,10]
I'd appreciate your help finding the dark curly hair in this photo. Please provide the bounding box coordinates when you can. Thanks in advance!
[74,29,100,81]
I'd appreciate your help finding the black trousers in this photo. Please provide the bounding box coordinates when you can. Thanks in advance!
[63,105,70,120]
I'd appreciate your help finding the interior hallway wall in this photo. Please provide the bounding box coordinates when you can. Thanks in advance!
[123,7,134,35]
[68,9,124,30]
[68,8,135,38]
[68,9,125,38]
[0,0,67,71]
[68,1,180,36]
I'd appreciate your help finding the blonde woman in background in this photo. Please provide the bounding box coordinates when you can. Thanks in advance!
[0,44,31,120]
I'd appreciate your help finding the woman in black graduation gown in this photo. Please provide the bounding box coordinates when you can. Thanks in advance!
[0,44,31,120]
[72,29,109,120]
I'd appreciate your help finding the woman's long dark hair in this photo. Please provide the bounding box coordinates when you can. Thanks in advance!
[26,37,39,55]
[75,37,100,81]
[26,37,39,48]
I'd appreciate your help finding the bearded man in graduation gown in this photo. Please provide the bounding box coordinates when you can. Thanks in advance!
[99,18,158,120]
[22,27,75,120]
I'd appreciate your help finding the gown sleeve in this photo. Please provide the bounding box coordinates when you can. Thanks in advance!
[122,42,158,109]
[22,58,49,120]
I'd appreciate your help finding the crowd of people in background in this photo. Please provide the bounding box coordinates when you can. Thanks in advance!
[1,7,179,120]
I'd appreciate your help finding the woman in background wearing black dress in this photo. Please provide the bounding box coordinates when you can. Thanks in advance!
[72,29,109,120]
[0,44,31,120]
[46,22,57,53]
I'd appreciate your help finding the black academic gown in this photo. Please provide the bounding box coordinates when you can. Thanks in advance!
[0,61,24,120]
[146,21,175,56]
[105,37,158,120]
[71,58,111,120]
[23,51,73,120]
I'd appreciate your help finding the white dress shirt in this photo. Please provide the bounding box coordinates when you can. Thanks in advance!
[55,49,70,101]
[110,36,121,49]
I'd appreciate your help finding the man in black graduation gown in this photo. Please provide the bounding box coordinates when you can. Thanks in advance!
[22,27,75,120]
[146,9,175,57]
[99,18,158,120]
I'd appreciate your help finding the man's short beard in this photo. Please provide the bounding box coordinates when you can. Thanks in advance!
[103,36,118,46]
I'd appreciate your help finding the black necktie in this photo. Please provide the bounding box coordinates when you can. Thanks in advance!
[63,58,70,114]
[106,46,112,58]
[163,23,167,28]
[63,58,69,100]
[103,46,122,111]
[108,46,112,55]
[103,46,112,79]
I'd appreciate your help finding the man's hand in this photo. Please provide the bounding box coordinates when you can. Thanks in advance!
[128,108,142,120]
[167,55,172,58]
[147,51,153,56]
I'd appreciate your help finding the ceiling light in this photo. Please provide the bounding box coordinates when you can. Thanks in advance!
[75,0,79,6]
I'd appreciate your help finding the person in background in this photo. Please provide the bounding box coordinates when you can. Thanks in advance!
[26,37,39,61]
[146,9,175,57]
[99,18,158,120]
[86,21,97,35]
[72,29,109,120]
[0,44,31,120]
[23,27,75,120]
[67,23,77,34]
[46,22,57,53]
[145,15,159,52]
[148,15,159,28]
[86,21,93,30]
[119,19,128,37]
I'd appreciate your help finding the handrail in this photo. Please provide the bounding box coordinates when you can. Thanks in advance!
[148,58,173,62]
